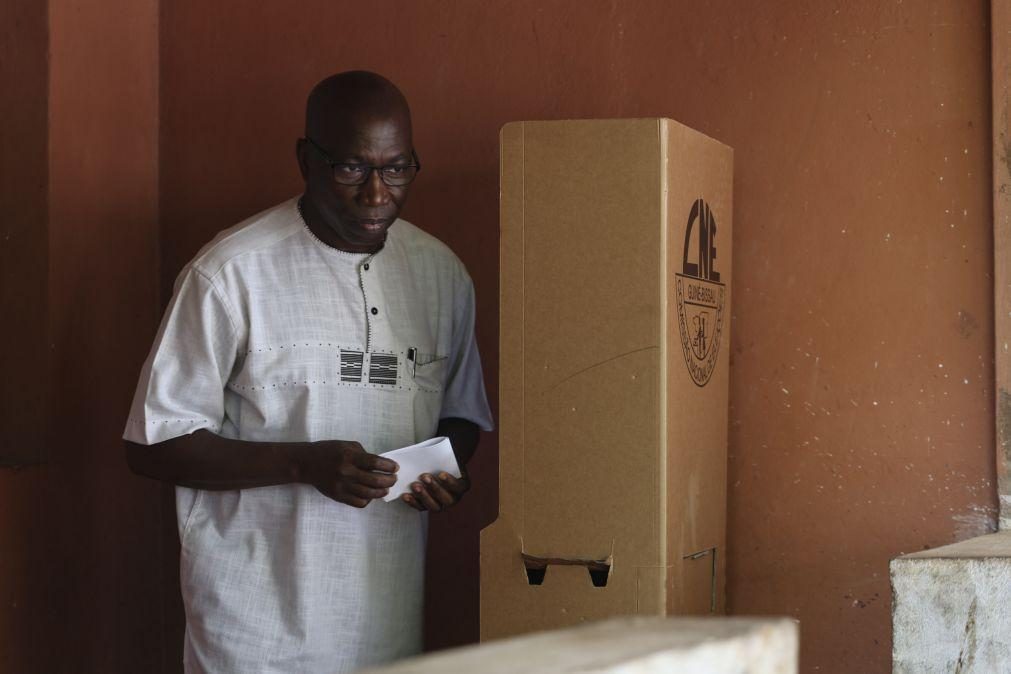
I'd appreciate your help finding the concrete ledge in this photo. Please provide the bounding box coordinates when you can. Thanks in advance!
[892,531,1011,673]
[361,616,798,674]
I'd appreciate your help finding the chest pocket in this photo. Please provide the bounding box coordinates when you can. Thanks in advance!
[409,348,448,393]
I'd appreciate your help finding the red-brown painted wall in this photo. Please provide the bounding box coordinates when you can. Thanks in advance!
[46,1,164,669]
[0,0,49,667]
[0,1,164,671]
[158,3,995,672]
[1,1,994,672]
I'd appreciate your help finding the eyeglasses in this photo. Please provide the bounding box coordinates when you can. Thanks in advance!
[303,136,421,187]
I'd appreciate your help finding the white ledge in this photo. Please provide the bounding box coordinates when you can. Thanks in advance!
[361,616,798,674]
[892,531,1011,672]
[894,530,1011,560]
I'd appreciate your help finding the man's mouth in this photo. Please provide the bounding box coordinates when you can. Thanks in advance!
[357,218,392,232]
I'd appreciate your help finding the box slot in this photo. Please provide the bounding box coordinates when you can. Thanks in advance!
[522,553,613,587]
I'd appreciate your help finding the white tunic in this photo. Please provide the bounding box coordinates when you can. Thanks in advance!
[124,198,493,673]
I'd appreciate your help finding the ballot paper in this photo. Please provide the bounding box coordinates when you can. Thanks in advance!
[380,436,461,502]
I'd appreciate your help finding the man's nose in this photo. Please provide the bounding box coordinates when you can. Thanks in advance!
[359,169,391,206]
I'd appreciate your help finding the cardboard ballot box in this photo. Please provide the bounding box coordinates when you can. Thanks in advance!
[480,119,733,641]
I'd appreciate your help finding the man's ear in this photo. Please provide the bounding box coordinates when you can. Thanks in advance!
[295,138,310,181]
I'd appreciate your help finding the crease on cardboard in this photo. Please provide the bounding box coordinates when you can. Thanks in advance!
[657,117,670,611]
[516,534,527,583]
[520,121,526,534]
[635,565,641,614]
[635,565,677,615]
[545,346,658,392]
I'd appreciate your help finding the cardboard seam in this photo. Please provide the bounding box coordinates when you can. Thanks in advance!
[657,118,669,611]
[635,564,678,616]
[520,122,526,530]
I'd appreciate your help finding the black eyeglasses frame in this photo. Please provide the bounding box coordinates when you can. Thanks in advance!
[302,136,421,187]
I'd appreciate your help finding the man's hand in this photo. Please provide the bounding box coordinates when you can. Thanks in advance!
[399,417,481,512]
[125,431,398,508]
[401,471,470,512]
[307,441,399,508]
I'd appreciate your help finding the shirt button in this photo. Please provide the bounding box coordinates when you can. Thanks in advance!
[371,307,379,315]
[363,263,369,271]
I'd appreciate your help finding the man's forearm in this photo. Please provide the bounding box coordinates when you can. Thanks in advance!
[127,422,477,493]
[125,429,322,491]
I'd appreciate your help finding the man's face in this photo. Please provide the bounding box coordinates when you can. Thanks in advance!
[301,114,414,253]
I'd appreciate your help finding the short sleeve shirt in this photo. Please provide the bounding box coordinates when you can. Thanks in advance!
[124,197,493,673]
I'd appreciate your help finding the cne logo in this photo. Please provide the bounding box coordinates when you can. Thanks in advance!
[674,198,726,387]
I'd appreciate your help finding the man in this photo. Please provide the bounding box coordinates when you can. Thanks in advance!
[124,71,493,673]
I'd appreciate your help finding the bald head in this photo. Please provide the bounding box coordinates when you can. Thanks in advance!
[296,71,417,253]
[305,71,412,142]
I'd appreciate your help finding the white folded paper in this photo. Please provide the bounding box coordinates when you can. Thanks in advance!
[380,436,461,502]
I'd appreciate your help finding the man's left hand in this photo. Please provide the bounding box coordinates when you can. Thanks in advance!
[401,472,470,512]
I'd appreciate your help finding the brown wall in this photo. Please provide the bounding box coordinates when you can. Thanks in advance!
[0,0,49,667]
[48,1,165,670]
[0,0,165,671]
[158,2,995,672]
[0,1,995,672]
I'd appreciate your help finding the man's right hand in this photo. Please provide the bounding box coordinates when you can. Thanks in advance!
[306,441,399,508]
[126,431,398,508]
